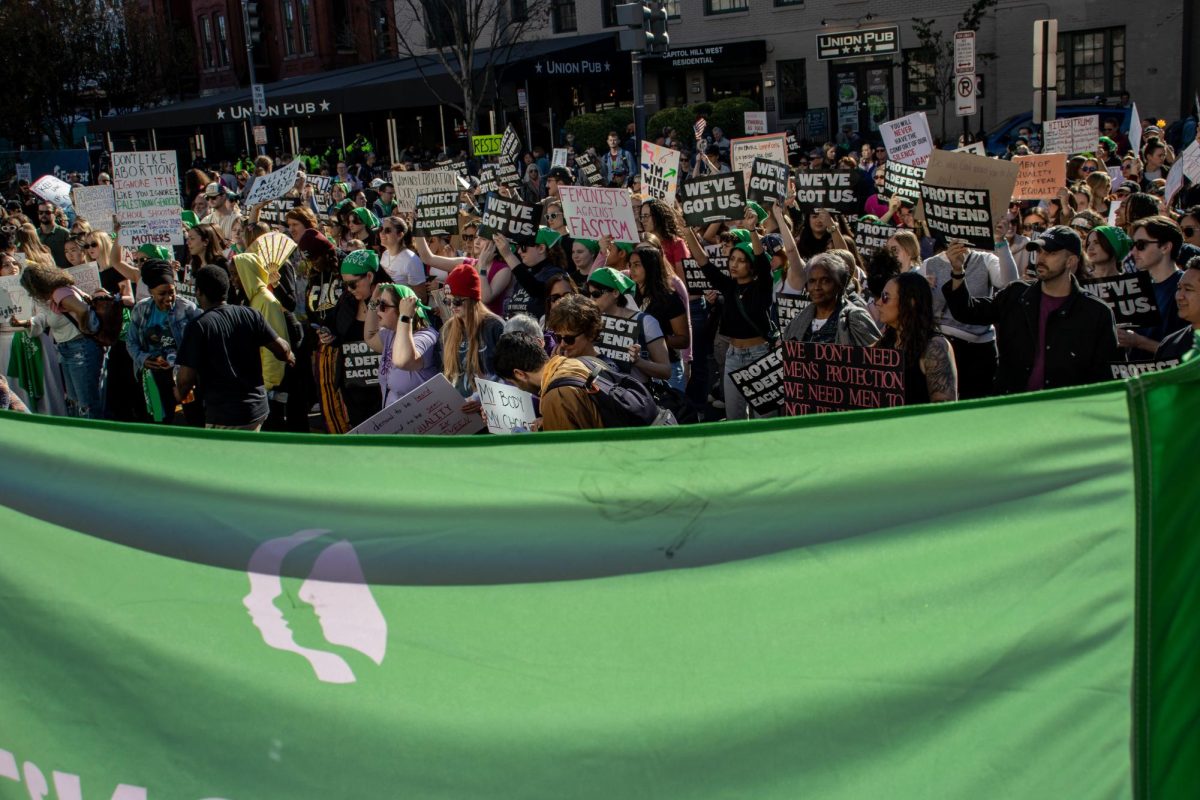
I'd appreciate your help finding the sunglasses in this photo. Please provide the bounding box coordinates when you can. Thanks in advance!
[1080,166,1097,173]
[450,297,469,307]
[546,212,562,220]
[1023,224,1047,234]
[343,277,364,290]
[1182,227,1197,238]
[82,241,100,249]
[461,234,476,241]
[587,287,608,298]
[1131,239,1161,251]
[878,291,892,304]
[556,332,579,345]
[376,302,397,311]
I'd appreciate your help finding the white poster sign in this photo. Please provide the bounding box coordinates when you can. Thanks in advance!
[558,186,640,244]
[242,159,302,206]
[476,378,537,434]
[348,374,485,436]
[112,150,183,247]
[71,186,116,232]
[881,113,934,167]
[390,170,461,213]
[730,134,789,183]
[639,140,682,204]
[30,175,73,209]
[743,112,768,135]
[1043,116,1099,156]
[0,275,34,321]
[67,263,103,297]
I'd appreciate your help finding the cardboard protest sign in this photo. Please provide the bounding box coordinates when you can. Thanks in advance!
[558,186,639,244]
[922,149,1019,231]
[1081,272,1162,327]
[575,151,604,186]
[746,158,789,206]
[500,125,522,164]
[774,291,811,331]
[67,263,102,297]
[881,112,933,167]
[1043,116,1098,156]
[391,170,460,212]
[414,192,461,237]
[854,222,893,259]
[791,169,858,212]
[0,275,34,321]
[71,186,115,232]
[744,112,768,135]
[1110,359,1180,380]
[436,159,470,180]
[495,161,522,190]
[882,162,926,202]
[1012,153,1067,200]
[112,150,183,247]
[730,346,785,415]
[679,173,746,227]
[639,141,681,204]
[596,315,639,364]
[731,134,788,181]
[349,374,485,435]
[920,184,994,249]
[780,341,905,415]
[341,341,380,389]
[955,142,988,156]
[472,134,502,157]
[243,159,301,206]
[30,175,73,209]
[476,378,537,434]
[478,195,542,246]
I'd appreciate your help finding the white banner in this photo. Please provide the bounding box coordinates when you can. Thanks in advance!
[242,159,301,206]
[743,112,768,135]
[1043,116,1099,156]
[112,150,183,247]
[881,113,934,167]
[349,374,485,436]
[71,186,116,232]
[30,175,73,209]
[390,170,461,213]
[476,378,537,434]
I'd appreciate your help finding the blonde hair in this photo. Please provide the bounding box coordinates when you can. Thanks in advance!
[889,230,921,265]
[17,224,55,267]
[441,299,501,393]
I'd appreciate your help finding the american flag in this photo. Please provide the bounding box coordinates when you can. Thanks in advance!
[694,118,707,141]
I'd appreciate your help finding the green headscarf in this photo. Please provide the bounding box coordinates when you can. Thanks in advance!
[587,267,636,295]
[341,248,379,276]
[573,237,601,255]
[746,201,768,224]
[726,228,752,245]
[534,226,562,248]
[181,211,199,228]
[1094,225,1132,263]
[380,283,431,321]
[351,207,380,230]
[137,244,172,261]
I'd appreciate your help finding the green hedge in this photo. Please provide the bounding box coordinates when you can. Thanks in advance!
[564,108,634,152]
[646,98,762,142]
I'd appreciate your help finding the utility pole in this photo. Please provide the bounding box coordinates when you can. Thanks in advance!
[241,1,267,156]
[616,3,670,147]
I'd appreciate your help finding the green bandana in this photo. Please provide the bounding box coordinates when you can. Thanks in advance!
[746,202,768,224]
[588,267,636,295]
[382,284,432,321]
[352,207,381,230]
[137,244,172,261]
[535,226,562,248]
[573,237,601,255]
[341,248,379,276]
[181,211,199,229]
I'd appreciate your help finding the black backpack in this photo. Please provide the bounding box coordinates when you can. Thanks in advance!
[546,361,662,428]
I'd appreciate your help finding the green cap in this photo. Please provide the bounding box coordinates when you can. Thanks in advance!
[341,248,379,276]
[726,228,751,244]
[351,207,380,229]
[746,201,768,224]
[137,244,171,261]
[381,283,431,321]
[612,241,635,254]
[181,211,199,228]
[732,242,756,263]
[859,214,881,224]
[573,237,600,255]
[1098,136,1118,153]
[535,226,562,248]
[587,267,636,295]
[1094,225,1132,263]
[333,181,351,194]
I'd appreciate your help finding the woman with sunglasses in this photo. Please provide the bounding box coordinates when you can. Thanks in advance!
[494,228,568,321]
[347,207,381,251]
[873,272,958,404]
[364,283,440,407]
[378,216,426,296]
[315,248,384,431]
[439,263,506,409]
[1179,206,1200,249]
[585,267,671,383]
[546,292,603,361]
[1084,225,1132,279]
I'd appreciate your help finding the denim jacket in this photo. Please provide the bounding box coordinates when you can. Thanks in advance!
[126,297,202,370]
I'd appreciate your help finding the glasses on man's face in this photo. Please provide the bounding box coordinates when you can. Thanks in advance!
[1132,239,1161,251]
[555,332,579,345]
[450,297,469,307]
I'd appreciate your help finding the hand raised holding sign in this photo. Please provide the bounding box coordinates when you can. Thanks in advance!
[946,241,969,274]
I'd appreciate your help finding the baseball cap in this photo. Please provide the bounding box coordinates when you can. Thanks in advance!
[204,183,225,198]
[1025,225,1082,257]
[547,166,574,184]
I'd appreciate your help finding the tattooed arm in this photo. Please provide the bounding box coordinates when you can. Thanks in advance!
[922,335,959,402]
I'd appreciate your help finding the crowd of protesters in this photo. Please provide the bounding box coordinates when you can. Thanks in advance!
[1,107,1197,433]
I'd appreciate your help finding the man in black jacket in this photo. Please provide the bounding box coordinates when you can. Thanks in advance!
[943,226,1118,394]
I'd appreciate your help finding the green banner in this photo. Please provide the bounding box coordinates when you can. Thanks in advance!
[0,358,1197,798]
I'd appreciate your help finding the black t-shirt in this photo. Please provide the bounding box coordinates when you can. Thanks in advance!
[176,304,278,425]
[642,291,686,362]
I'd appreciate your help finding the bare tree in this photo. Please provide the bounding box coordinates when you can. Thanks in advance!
[911,0,1000,139]
[393,0,551,141]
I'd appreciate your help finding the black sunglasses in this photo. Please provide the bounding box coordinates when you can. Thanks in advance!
[343,276,364,290]
[556,332,579,345]
[450,297,469,307]
[586,287,608,298]
[1131,239,1161,251]
[1182,226,1196,238]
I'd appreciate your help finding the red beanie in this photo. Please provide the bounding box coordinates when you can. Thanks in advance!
[298,229,334,261]
[446,263,481,300]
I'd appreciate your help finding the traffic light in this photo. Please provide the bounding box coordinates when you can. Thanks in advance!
[245,1,262,47]
[616,3,669,54]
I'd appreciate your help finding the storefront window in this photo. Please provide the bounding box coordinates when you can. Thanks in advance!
[777,59,806,118]
[903,48,937,111]
[705,0,749,14]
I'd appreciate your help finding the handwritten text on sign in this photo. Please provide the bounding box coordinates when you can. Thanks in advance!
[881,112,933,167]
[349,374,484,435]
[476,378,537,434]
[390,170,460,213]
[1012,153,1067,200]
[1042,115,1098,156]
[243,159,301,206]
[71,186,116,232]
[640,141,681,204]
[559,186,640,244]
[112,151,183,247]
[781,341,905,414]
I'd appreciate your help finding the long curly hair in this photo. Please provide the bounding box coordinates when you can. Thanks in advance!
[632,244,676,309]
[883,271,938,368]
[641,198,682,241]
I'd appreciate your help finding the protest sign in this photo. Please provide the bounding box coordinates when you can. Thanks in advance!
[112,150,183,247]
[30,174,73,209]
[881,112,933,167]
[682,257,711,292]
[495,161,522,190]
[1163,140,1199,201]
[341,341,380,389]
[743,112,767,135]
[305,174,333,220]
[436,159,470,180]
[1012,153,1067,200]
[500,125,522,164]
[1043,116,1098,155]
[71,185,115,232]
[854,222,893,259]
[746,157,789,206]
[575,151,604,186]
[1110,359,1180,380]
[257,199,294,229]
[955,141,988,156]
[731,134,788,181]
[477,164,500,194]
[881,161,926,202]
[552,149,569,168]
[791,169,858,212]
[774,291,811,331]
[478,195,542,245]
[14,163,31,183]
[67,263,102,297]
[730,346,785,416]
[558,186,639,244]
[472,134,502,157]
[1080,272,1162,327]
[1107,165,1125,191]
[243,159,301,206]
[1107,198,1121,227]
[391,170,460,213]
[1128,104,1142,161]
[780,341,905,415]
[640,141,681,203]
[476,378,537,434]
[786,132,800,157]
[414,192,461,237]
[349,374,485,435]
[596,315,639,364]
[920,184,994,249]
[922,149,1019,230]
[679,173,746,227]
[0,275,34,321]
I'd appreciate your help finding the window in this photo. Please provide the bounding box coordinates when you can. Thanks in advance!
[605,0,679,26]
[215,14,230,66]
[511,0,528,21]
[370,0,392,57]
[552,0,577,33]
[774,0,805,5]
[705,0,749,14]
[664,0,680,16]
[298,0,314,54]
[1056,27,1125,99]
[198,16,214,69]
[903,47,937,111]
[282,0,297,56]
[424,0,465,49]
[777,59,807,118]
